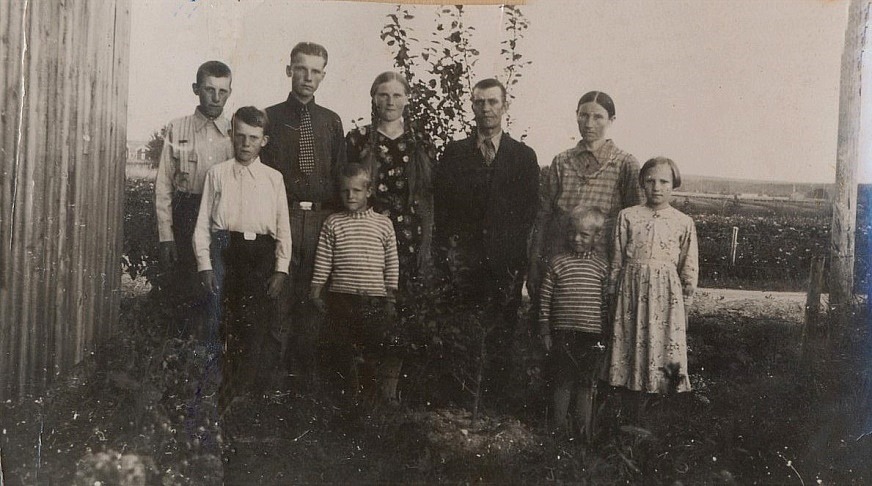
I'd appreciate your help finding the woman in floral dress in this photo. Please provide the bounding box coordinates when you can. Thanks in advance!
[345,72,433,404]
[346,71,434,292]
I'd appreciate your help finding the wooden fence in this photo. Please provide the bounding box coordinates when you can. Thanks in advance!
[0,0,131,400]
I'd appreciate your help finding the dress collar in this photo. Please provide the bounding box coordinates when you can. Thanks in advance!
[574,139,618,164]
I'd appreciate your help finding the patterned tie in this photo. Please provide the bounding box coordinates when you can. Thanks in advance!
[298,104,316,174]
[481,137,496,166]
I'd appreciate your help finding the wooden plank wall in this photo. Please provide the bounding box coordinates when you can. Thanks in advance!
[0,0,130,401]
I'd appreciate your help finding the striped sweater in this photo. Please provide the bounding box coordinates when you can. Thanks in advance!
[311,207,399,297]
[539,251,608,334]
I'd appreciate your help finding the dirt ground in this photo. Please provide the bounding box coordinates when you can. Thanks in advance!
[1,284,869,485]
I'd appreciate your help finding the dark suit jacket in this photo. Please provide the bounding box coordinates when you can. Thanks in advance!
[433,133,539,276]
[261,94,346,205]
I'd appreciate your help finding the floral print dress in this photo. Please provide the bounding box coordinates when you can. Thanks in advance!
[606,205,699,394]
[346,126,424,290]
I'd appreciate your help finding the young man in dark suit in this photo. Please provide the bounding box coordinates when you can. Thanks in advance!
[433,78,539,395]
[260,42,347,392]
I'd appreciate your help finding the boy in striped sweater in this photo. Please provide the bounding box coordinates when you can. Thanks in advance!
[538,206,609,441]
[311,163,400,404]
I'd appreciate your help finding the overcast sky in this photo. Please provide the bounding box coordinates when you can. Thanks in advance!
[128,0,870,184]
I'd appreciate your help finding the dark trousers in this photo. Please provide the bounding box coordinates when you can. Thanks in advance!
[442,241,525,397]
[273,207,333,390]
[216,231,277,408]
[320,292,398,402]
[166,193,212,339]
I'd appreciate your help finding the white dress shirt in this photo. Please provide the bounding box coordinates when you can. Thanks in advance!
[193,156,292,273]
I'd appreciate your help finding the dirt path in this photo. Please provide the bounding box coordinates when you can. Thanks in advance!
[691,287,819,323]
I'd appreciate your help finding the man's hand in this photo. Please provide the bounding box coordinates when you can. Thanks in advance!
[159,241,178,268]
[267,272,287,299]
[199,270,218,295]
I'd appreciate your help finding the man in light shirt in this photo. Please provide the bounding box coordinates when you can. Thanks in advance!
[154,61,234,338]
[194,106,292,405]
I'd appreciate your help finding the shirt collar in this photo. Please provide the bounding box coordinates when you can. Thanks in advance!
[286,93,316,112]
[476,129,503,154]
[575,139,617,164]
[232,156,263,178]
[347,207,374,219]
[192,108,230,136]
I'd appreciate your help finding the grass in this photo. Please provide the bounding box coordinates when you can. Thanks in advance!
[1,290,869,484]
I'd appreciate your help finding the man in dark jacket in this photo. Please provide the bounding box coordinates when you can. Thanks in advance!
[433,78,539,393]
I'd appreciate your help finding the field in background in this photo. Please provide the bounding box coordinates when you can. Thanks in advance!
[126,160,871,293]
[679,190,870,292]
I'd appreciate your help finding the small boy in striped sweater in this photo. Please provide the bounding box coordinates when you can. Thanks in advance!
[311,163,400,404]
[539,205,609,441]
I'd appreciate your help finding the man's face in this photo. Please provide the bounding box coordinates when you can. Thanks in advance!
[286,53,327,102]
[192,75,232,118]
[232,119,268,163]
[471,86,507,131]
[339,175,372,213]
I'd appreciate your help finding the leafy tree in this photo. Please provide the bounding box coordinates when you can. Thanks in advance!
[379,5,534,419]
[379,5,531,156]
[145,127,166,168]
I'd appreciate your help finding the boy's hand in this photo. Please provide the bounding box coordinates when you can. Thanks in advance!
[199,270,218,295]
[160,241,178,268]
[384,300,397,321]
[541,334,552,353]
[267,272,286,299]
[311,297,327,314]
[310,284,326,313]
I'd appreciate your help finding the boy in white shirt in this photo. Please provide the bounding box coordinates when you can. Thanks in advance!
[193,106,292,404]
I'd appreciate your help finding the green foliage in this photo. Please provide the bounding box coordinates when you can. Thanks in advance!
[145,127,166,168]
[379,5,531,155]
[122,178,160,286]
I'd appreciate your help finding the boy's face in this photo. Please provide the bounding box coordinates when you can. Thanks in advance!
[192,75,232,118]
[339,175,372,212]
[569,219,600,254]
[232,119,268,163]
[286,53,326,102]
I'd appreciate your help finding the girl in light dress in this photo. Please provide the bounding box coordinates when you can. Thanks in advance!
[605,157,698,417]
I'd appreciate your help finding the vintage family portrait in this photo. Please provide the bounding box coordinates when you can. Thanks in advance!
[1,0,870,483]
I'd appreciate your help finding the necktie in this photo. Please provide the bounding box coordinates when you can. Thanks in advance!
[481,138,496,166]
[299,105,315,175]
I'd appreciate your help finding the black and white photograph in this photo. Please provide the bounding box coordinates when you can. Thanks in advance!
[1,0,871,483]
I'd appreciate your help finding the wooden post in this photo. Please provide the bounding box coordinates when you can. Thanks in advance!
[805,257,827,327]
[730,226,739,266]
[829,0,866,319]
[802,256,827,366]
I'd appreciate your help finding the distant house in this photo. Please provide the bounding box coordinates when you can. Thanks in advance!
[127,141,149,161]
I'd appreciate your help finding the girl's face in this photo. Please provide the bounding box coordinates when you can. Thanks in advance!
[373,80,409,123]
[642,164,674,209]
[576,101,613,143]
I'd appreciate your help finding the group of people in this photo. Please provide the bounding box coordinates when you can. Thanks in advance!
[154,41,699,439]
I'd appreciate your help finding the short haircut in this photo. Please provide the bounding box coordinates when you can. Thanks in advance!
[290,42,329,66]
[569,205,606,232]
[577,91,615,118]
[640,156,682,189]
[196,60,231,85]
[339,163,372,187]
[472,78,507,102]
[232,106,269,132]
